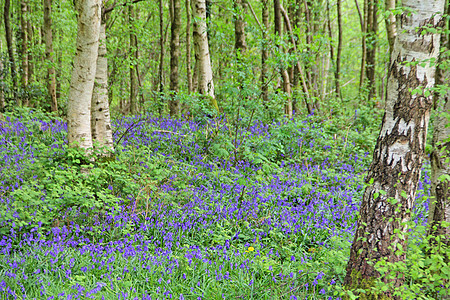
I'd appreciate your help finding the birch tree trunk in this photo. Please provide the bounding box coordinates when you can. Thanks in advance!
[344,0,445,296]
[43,0,58,113]
[169,0,181,116]
[192,0,218,110]
[91,16,114,154]
[67,0,101,150]
[385,0,397,56]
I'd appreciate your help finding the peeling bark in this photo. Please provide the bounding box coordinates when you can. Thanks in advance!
[67,0,101,150]
[91,18,114,154]
[192,0,217,110]
[345,0,445,296]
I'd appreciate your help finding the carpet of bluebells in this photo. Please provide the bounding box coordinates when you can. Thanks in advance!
[0,109,430,299]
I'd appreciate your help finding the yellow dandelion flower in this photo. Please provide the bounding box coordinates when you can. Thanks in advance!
[248,246,255,252]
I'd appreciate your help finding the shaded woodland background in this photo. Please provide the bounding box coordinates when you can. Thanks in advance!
[0,0,390,121]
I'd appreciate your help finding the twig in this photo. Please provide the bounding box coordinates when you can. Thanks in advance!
[324,77,356,96]
[244,0,262,31]
[103,0,146,15]
[152,130,187,137]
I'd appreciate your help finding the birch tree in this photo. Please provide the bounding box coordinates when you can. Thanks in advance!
[344,0,445,296]
[67,0,101,150]
[91,10,114,154]
[385,0,397,56]
[192,0,218,111]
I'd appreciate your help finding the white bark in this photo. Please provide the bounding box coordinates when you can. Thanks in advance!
[91,20,114,153]
[191,0,215,100]
[380,0,444,211]
[345,0,445,290]
[67,0,101,150]
[385,0,397,54]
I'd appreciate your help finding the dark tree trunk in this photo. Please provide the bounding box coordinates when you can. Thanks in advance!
[335,0,342,99]
[326,0,335,97]
[129,5,138,114]
[302,0,318,102]
[158,0,164,98]
[234,0,247,53]
[261,0,269,105]
[274,0,282,36]
[43,0,58,113]
[169,0,181,116]
[20,0,29,106]
[357,0,367,89]
[344,1,445,297]
[428,1,450,243]
[365,0,378,100]
[0,41,4,112]
[186,0,193,93]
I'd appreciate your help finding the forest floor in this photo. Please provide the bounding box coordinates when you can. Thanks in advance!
[0,108,432,299]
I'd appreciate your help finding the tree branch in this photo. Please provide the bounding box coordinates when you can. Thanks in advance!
[103,0,145,15]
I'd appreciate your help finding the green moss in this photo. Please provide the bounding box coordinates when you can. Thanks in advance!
[343,270,393,300]
[97,154,116,164]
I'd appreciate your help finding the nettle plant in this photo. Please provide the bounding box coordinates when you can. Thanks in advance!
[373,216,450,299]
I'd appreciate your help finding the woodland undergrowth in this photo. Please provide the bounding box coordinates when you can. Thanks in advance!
[0,107,446,299]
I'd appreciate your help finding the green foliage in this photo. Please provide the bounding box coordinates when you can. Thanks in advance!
[373,222,450,300]
[3,145,138,236]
